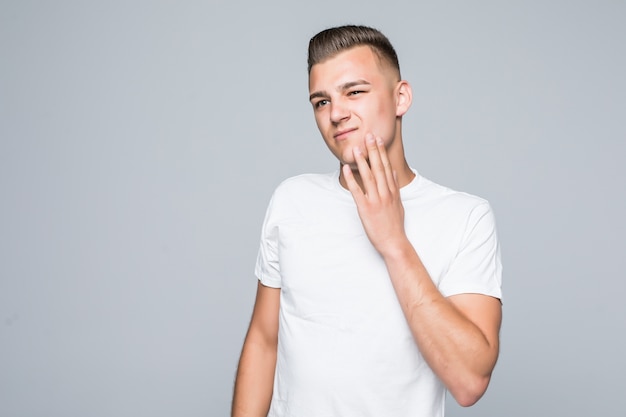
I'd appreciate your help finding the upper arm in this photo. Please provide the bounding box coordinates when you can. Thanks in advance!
[448,293,502,359]
[247,281,281,346]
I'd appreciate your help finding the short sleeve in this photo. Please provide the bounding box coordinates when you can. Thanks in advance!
[439,202,502,299]
[254,194,282,288]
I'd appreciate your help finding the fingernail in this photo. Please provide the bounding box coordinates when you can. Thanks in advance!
[354,147,362,155]
[377,137,384,145]
[366,134,375,143]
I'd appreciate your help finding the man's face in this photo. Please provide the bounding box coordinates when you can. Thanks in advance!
[308,45,404,167]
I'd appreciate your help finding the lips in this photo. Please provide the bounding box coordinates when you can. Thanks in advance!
[333,127,358,140]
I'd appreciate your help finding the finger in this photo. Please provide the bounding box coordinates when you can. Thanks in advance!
[376,136,397,193]
[353,145,376,197]
[365,134,389,198]
[342,163,365,203]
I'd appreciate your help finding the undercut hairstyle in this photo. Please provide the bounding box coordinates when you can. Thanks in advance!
[307,25,401,77]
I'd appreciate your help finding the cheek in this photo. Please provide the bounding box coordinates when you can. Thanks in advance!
[362,103,395,137]
[378,96,397,119]
[314,115,331,139]
[313,113,324,129]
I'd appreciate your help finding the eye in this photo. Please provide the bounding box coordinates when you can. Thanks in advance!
[348,90,364,96]
[314,99,329,109]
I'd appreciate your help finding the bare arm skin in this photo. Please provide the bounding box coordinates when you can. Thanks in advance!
[342,134,502,407]
[232,281,280,417]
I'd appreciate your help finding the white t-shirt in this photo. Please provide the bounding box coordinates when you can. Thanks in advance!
[255,170,502,417]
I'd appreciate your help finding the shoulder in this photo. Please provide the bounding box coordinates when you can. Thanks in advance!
[410,174,492,216]
[262,171,342,218]
[275,172,337,191]
[271,171,339,201]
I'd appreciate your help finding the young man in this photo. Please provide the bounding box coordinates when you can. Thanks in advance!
[232,25,502,417]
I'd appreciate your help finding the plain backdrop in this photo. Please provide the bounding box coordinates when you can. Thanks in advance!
[1,1,625,416]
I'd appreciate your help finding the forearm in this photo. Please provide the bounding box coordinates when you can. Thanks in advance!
[382,240,499,406]
[341,135,500,405]
[232,337,277,417]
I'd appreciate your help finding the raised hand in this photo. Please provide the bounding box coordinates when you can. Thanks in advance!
[342,133,409,257]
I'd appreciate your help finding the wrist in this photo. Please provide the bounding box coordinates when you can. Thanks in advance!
[379,235,414,263]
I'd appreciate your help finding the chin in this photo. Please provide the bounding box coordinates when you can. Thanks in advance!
[340,149,370,166]
[338,152,356,167]
[339,158,361,172]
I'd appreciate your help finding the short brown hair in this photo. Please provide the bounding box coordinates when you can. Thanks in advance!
[307,25,400,77]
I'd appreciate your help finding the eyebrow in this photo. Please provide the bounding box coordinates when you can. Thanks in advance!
[309,79,371,102]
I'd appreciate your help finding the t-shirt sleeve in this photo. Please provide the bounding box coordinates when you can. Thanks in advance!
[439,201,502,299]
[254,193,282,288]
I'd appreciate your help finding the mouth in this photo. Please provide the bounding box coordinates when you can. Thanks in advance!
[333,127,358,140]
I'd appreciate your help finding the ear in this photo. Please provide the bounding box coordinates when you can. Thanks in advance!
[395,80,412,117]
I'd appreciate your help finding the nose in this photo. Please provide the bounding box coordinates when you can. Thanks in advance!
[329,99,350,124]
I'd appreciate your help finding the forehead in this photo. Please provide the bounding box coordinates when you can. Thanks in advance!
[308,45,394,91]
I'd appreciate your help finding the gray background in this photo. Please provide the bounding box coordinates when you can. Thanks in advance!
[1,1,625,416]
